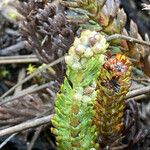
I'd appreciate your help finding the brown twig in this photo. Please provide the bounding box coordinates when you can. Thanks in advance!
[0,41,26,55]
[0,56,65,100]
[0,117,30,126]
[0,115,53,137]
[106,34,150,47]
[127,94,148,102]
[0,82,55,105]
[0,55,39,64]
[111,145,128,150]
[15,68,25,93]
[126,85,150,99]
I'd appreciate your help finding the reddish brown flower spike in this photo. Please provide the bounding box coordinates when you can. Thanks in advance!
[94,53,131,147]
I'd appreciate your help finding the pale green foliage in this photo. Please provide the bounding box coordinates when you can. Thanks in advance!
[51,30,109,149]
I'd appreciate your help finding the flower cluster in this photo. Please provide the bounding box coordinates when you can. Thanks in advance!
[65,30,108,71]
[94,53,131,147]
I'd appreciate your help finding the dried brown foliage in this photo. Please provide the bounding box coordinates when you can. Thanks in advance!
[17,0,77,64]
[0,0,149,149]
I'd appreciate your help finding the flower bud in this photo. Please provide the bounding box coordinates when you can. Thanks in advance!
[98,54,106,65]
[65,55,74,66]
[82,95,91,103]
[73,93,83,101]
[75,44,86,55]
[71,62,82,70]
[73,37,81,47]
[68,46,76,55]
[83,47,94,58]
[80,57,87,65]
[83,86,95,95]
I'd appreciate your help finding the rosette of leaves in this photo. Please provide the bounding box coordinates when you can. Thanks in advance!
[17,0,76,64]
[61,0,150,76]
[94,53,131,148]
[51,30,109,149]
[61,0,126,34]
